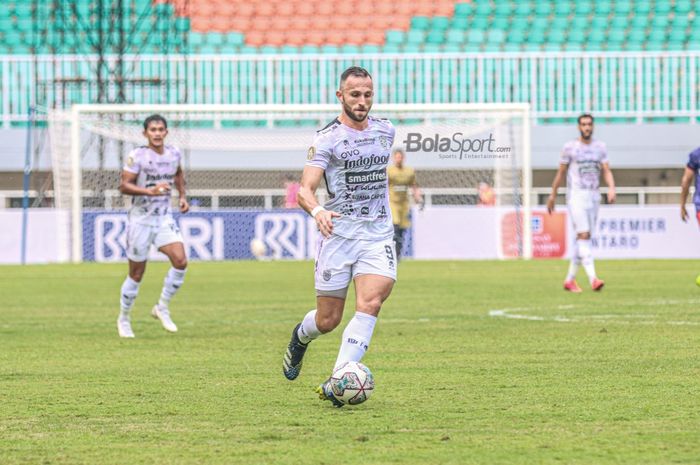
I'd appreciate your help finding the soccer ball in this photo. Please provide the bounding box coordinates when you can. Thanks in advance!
[249,238,266,259]
[329,361,375,405]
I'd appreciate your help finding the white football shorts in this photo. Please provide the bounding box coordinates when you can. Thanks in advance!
[126,215,183,262]
[314,234,397,297]
[567,190,600,234]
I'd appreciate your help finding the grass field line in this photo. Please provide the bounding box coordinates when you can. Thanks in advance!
[489,304,700,326]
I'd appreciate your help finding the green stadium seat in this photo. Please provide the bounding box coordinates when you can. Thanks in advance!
[175,17,190,33]
[0,18,13,32]
[648,29,667,42]
[486,29,505,45]
[321,45,340,54]
[381,43,401,53]
[514,2,532,17]
[189,33,205,46]
[614,1,633,15]
[441,43,461,53]
[654,2,672,14]
[608,29,626,45]
[503,43,522,52]
[260,45,279,54]
[610,17,629,30]
[542,44,563,51]
[423,43,441,52]
[474,2,492,16]
[669,30,687,43]
[527,30,545,44]
[625,43,645,51]
[410,16,431,30]
[588,30,606,44]
[554,2,572,15]
[594,2,612,15]
[511,18,529,31]
[406,30,426,45]
[470,17,489,30]
[531,17,549,30]
[567,30,586,45]
[360,44,380,53]
[206,33,224,47]
[550,18,569,30]
[630,16,650,29]
[11,3,32,17]
[672,16,691,29]
[574,1,594,16]
[432,16,450,31]
[675,0,692,13]
[483,44,502,52]
[490,17,509,30]
[467,30,485,44]
[667,42,685,51]
[590,16,609,30]
[385,30,405,45]
[446,29,466,44]
[506,30,526,44]
[426,30,444,44]
[563,43,584,51]
[627,30,646,44]
[226,33,244,46]
[534,2,552,16]
[239,45,257,54]
[651,16,670,29]
[453,2,473,17]
[340,44,359,54]
[450,17,469,29]
[494,2,512,17]
[401,43,422,53]
[547,29,566,45]
[633,2,652,14]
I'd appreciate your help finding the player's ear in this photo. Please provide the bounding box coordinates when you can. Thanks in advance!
[336,89,343,101]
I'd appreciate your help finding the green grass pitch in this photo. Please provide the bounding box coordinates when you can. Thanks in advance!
[1,259,700,464]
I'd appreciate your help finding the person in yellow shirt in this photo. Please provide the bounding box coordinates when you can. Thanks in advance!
[387,148,423,259]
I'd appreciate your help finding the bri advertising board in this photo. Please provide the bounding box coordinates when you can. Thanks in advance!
[82,210,414,262]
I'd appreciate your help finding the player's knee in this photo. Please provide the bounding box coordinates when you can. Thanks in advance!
[129,270,145,282]
[172,256,188,270]
[357,296,383,315]
[316,312,342,333]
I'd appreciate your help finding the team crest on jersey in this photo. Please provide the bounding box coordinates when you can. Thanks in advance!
[379,135,389,149]
[307,146,316,160]
[323,269,332,281]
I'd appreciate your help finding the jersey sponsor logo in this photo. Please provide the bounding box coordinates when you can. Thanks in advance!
[126,155,135,167]
[343,154,389,170]
[345,169,387,184]
[307,146,316,160]
[340,148,360,159]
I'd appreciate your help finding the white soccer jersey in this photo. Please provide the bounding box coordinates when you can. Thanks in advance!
[123,145,182,225]
[306,116,395,241]
[560,138,609,201]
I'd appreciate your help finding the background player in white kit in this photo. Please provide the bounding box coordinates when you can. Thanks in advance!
[116,115,190,338]
[281,67,397,406]
[547,113,616,292]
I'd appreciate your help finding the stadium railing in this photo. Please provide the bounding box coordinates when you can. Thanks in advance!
[3,52,700,126]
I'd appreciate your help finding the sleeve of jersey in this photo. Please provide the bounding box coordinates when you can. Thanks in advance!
[305,133,331,170]
[599,142,610,164]
[687,150,700,171]
[123,149,141,174]
[559,142,572,165]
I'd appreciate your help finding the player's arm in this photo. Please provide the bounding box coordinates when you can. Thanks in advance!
[410,175,424,206]
[297,165,341,237]
[119,170,169,196]
[174,165,189,213]
[602,162,616,204]
[680,166,695,222]
[546,163,568,214]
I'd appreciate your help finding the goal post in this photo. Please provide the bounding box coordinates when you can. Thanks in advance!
[51,103,532,262]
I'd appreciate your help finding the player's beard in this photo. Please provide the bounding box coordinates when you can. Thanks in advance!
[342,100,371,123]
[579,129,592,141]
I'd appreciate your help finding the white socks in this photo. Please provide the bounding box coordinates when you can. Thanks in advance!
[158,267,187,309]
[120,276,141,317]
[297,309,322,344]
[566,241,579,282]
[334,312,377,372]
[577,239,597,283]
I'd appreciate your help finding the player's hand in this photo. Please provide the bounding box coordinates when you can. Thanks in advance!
[681,204,689,222]
[149,182,171,196]
[546,195,556,214]
[416,197,425,211]
[607,189,616,204]
[179,197,190,213]
[315,210,341,237]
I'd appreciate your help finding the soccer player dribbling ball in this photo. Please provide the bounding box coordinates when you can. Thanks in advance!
[547,113,616,293]
[116,114,190,338]
[282,67,397,406]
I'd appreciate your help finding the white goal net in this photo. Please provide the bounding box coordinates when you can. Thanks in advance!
[47,104,531,262]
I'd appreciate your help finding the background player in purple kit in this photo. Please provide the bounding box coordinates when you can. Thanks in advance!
[116,114,190,338]
[680,148,700,225]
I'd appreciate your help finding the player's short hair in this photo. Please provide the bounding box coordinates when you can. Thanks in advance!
[393,147,405,155]
[143,114,168,130]
[339,66,372,88]
[577,113,594,124]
